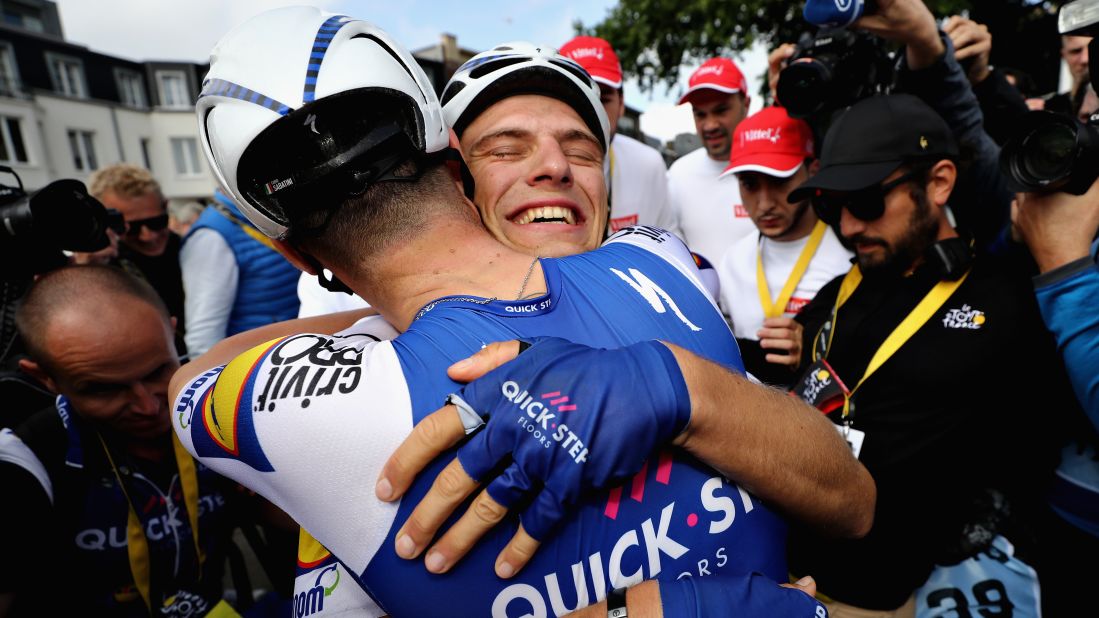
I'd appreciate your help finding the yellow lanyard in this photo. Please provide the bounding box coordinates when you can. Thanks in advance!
[817,264,970,420]
[756,220,828,319]
[98,432,204,613]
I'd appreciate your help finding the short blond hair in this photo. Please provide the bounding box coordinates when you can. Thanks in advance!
[87,163,161,200]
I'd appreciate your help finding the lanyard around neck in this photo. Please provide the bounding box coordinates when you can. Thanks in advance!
[97,431,204,613]
[756,220,828,319]
[816,263,971,420]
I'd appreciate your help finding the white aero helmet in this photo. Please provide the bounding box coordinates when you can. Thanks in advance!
[197,6,448,239]
[441,42,610,152]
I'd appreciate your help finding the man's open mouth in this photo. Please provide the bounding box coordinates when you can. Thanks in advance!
[511,205,579,225]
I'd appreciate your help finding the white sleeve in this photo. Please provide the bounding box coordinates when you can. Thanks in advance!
[172,329,411,578]
[297,271,372,318]
[181,228,238,357]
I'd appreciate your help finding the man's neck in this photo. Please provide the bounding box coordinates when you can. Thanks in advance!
[767,209,819,244]
[904,220,960,276]
[340,219,544,331]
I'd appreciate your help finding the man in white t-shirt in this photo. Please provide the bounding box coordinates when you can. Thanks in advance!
[560,36,679,236]
[717,106,852,387]
[667,57,757,264]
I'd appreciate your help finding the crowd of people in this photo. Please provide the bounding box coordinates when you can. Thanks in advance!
[1,0,1097,617]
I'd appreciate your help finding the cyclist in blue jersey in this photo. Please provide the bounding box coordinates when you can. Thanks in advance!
[172,7,865,616]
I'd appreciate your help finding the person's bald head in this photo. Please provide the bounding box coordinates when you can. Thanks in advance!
[16,265,179,441]
[16,265,170,369]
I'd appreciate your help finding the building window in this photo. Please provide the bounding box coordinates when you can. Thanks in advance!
[0,44,21,96]
[140,138,152,171]
[157,70,190,108]
[171,137,201,176]
[68,130,97,171]
[0,116,28,163]
[3,6,44,33]
[115,69,146,108]
[47,53,86,98]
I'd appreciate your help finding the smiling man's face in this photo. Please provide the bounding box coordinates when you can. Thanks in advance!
[460,95,608,257]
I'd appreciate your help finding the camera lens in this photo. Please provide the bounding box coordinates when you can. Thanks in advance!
[1019,122,1078,183]
[778,60,832,118]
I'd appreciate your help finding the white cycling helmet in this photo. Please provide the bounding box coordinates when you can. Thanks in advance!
[441,42,610,152]
[196,6,448,239]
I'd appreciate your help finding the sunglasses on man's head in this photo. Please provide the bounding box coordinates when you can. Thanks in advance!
[124,213,170,237]
[810,168,924,227]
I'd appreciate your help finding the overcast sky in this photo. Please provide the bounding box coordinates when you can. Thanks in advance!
[52,0,767,142]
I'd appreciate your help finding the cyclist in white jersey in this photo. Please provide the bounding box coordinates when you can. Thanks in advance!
[174,8,870,615]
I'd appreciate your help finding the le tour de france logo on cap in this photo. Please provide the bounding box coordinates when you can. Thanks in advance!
[919,135,929,150]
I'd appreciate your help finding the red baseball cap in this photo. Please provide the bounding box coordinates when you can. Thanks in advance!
[721,106,814,178]
[560,36,622,89]
[678,57,748,105]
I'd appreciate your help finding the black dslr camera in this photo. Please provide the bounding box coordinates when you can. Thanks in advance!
[1000,0,1099,195]
[776,28,896,121]
[0,167,123,365]
[0,166,122,280]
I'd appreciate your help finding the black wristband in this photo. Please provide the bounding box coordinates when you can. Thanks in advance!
[607,587,628,618]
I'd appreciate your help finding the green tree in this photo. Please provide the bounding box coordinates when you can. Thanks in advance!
[579,0,1061,96]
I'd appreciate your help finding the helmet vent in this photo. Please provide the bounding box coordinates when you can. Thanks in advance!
[352,34,421,93]
[469,57,528,79]
[440,80,466,107]
[548,59,594,89]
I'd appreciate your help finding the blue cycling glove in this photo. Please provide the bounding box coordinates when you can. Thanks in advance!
[659,573,828,618]
[449,337,691,541]
[803,0,868,27]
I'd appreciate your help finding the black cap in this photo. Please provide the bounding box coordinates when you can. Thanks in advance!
[788,94,958,202]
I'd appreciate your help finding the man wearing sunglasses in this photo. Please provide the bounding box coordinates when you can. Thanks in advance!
[88,164,186,354]
[716,106,852,387]
[781,93,1072,617]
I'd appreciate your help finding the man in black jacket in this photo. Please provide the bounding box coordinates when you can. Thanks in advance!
[784,93,1072,617]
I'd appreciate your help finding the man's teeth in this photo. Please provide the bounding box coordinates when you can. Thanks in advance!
[514,206,576,225]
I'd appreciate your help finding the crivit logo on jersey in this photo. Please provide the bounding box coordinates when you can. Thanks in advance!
[185,333,376,472]
[502,381,589,464]
[942,304,986,330]
[491,455,779,618]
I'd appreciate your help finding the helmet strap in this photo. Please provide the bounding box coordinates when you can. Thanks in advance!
[300,252,354,295]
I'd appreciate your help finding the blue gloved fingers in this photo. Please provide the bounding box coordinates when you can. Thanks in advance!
[455,421,508,483]
[517,482,573,542]
[482,461,536,510]
[392,456,480,562]
[658,572,828,618]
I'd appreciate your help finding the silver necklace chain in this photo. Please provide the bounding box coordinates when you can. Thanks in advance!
[516,256,540,300]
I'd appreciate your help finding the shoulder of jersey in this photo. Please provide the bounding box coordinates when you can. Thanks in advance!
[613,133,665,165]
[605,225,699,272]
[183,331,382,473]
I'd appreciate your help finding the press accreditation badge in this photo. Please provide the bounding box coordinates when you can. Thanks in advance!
[838,425,865,459]
[792,359,849,414]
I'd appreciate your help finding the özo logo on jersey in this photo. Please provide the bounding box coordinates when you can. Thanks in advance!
[501,381,590,464]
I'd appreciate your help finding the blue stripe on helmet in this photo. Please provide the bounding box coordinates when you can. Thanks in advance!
[199,78,294,116]
[302,15,350,104]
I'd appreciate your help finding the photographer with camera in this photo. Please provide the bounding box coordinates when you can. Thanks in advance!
[88,164,187,356]
[776,0,1016,252]
[996,4,1099,613]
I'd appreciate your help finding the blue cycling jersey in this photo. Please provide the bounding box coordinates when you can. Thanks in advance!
[174,227,791,617]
